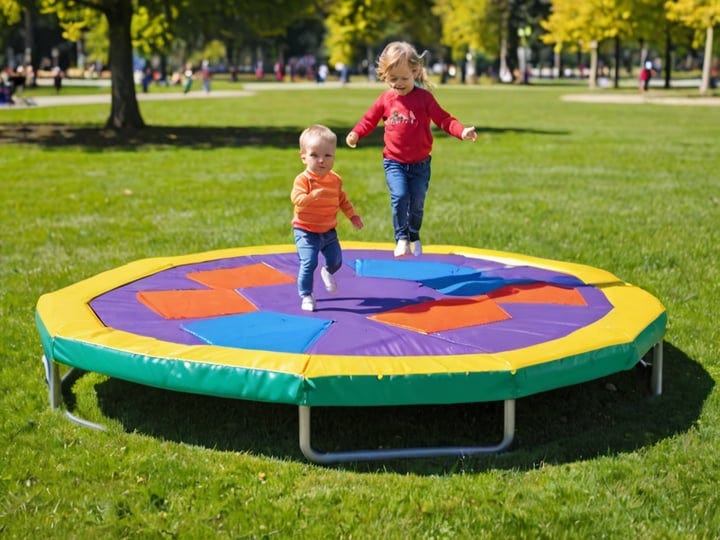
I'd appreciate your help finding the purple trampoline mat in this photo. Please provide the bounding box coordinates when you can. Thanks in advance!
[89,249,612,356]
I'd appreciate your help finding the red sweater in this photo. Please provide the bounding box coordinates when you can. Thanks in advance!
[351,87,467,163]
[291,170,357,233]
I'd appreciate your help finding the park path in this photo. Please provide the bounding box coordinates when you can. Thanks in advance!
[6,80,718,108]
[562,93,720,106]
[9,81,362,108]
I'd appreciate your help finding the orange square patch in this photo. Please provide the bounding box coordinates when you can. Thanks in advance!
[369,297,510,334]
[186,263,295,289]
[137,289,257,319]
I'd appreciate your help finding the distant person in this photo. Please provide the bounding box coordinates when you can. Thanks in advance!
[335,62,349,84]
[0,76,10,105]
[141,66,152,93]
[183,64,193,93]
[53,67,64,93]
[639,60,653,92]
[345,41,476,258]
[291,125,364,312]
[201,60,211,93]
[274,60,284,82]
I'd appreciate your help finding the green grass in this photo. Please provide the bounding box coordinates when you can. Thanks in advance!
[1,83,719,537]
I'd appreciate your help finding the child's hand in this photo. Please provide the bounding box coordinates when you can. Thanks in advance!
[346,132,359,148]
[350,215,364,230]
[462,126,477,142]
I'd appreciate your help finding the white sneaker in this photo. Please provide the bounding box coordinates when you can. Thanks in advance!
[411,240,422,256]
[394,239,411,257]
[320,267,337,294]
[301,295,316,311]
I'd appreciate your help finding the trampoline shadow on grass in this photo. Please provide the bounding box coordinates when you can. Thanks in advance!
[90,341,711,474]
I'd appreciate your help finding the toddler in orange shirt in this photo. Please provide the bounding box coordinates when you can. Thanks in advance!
[291,125,364,311]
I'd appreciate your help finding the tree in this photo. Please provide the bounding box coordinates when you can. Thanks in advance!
[540,0,582,77]
[666,0,720,94]
[0,0,22,23]
[324,0,440,68]
[40,0,144,129]
[433,0,510,78]
[174,0,314,68]
[432,0,551,83]
[541,0,639,89]
[633,0,676,89]
[1,0,34,66]
[31,0,314,129]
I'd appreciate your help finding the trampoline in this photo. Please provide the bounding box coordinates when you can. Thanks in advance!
[35,242,666,463]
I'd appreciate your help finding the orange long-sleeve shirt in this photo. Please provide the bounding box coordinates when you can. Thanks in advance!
[291,169,358,233]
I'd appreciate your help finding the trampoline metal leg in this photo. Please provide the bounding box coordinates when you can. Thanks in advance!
[299,400,515,464]
[44,354,63,409]
[42,355,106,431]
[651,341,663,396]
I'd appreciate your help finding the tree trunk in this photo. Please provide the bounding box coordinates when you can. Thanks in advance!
[614,36,620,88]
[588,41,598,89]
[554,48,561,79]
[700,25,714,95]
[104,0,145,129]
[23,9,34,67]
[664,25,672,89]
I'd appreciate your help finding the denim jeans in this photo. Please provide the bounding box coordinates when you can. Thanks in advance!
[383,157,431,242]
[293,227,342,297]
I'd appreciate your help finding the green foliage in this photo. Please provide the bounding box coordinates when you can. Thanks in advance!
[433,0,498,58]
[189,38,226,66]
[541,0,639,52]
[325,0,440,66]
[1,84,719,537]
[666,0,720,30]
[665,0,720,45]
[0,0,23,24]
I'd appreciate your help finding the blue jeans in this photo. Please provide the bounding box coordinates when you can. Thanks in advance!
[293,227,343,297]
[383,157,431,242]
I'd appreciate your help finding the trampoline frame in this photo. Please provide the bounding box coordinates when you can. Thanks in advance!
[42,341,663,463]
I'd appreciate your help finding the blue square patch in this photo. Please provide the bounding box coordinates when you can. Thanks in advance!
[182,311,332,353]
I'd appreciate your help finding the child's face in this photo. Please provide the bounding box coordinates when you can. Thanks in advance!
[301,138,336,176]
[385,61,417,96]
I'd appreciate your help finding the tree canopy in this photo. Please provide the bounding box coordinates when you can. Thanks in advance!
[324,0,440,67]
[6,0,315,128]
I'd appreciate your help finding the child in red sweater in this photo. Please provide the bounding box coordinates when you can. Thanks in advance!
[292,125,364,311]
[346,41,476,257]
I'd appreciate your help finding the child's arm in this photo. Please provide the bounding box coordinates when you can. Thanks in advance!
[346,94,385,147]
[350,214,364,229]
[461,126,477,141]
[290,175,320,206]
[346,132,359,148]
[338,185,363,229]
[427,92,477,142]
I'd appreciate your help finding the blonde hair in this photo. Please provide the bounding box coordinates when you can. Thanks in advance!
[299,124,337,151]
[376,41,431,88]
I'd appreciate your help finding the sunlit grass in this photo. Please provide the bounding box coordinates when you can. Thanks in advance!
[1,84,719,537]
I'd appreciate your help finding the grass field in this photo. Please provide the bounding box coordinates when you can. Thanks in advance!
[1,81,719,537]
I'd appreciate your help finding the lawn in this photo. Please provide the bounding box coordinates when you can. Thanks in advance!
[1,81,719,538]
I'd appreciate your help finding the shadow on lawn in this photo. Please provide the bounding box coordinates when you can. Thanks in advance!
[1,124,565,150]
[91,341,712,475]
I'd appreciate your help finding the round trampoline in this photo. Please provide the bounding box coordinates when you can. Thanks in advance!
[36,242,666,462]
